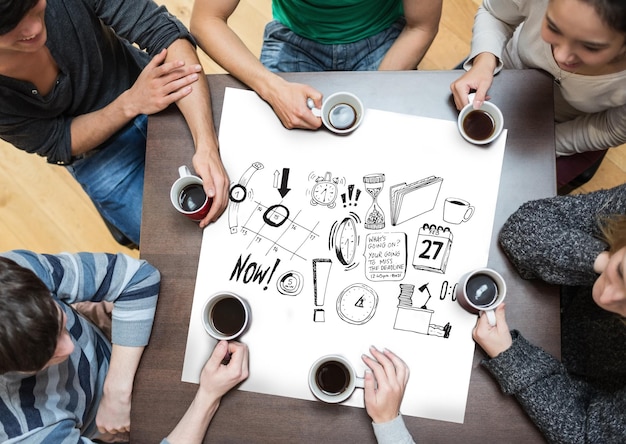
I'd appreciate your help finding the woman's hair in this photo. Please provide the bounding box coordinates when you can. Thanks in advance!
[0,257,59,374]
[599,214,626,253]
[579,0,626,34]
[0,0,39,35]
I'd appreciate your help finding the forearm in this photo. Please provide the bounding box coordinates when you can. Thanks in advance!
[103,344,145,405]
[165,390,221,444]
[555,108,626,156]
[165,39,218,153]
[379,25,438,70]
[190,15,283,104]
[69,90,138,156]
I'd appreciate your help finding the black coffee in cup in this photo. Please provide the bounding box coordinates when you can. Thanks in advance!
[315,360,350,395]
[179,184,206,212]
[328,104,357,130]
[465,273,498,307]
[210,296,246,336]
[462,110,495,141]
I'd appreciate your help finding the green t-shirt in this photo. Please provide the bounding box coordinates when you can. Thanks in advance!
[272,0,404,44]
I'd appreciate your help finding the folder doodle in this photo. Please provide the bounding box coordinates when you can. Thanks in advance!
[389,176,443,226]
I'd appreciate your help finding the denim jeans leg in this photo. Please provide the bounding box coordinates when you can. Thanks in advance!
[260,20,332,72]
[65,115,147,245]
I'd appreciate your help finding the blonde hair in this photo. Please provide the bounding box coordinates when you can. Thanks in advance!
[599,214,626,253]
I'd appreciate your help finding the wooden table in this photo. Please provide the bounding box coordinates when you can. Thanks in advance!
[132,70,559,443]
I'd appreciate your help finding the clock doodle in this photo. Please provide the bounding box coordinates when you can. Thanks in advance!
[311,171,339,208]
[336,283,378,325]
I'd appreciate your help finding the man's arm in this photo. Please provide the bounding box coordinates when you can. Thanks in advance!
[378,0,443,70]
[162,38,230,227]
[164,341,249,444]
[190,0,323,130]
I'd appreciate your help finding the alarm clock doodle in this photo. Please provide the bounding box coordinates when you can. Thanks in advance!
[309,171,345,209]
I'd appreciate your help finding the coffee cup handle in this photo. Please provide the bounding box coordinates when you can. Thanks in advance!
[464,206,475,222]
[485,309,497,327]
[178,165,191,178]
[306,97,322,118]
[355,375,365,390]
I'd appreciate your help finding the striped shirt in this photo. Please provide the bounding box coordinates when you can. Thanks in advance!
[0,251,160,443]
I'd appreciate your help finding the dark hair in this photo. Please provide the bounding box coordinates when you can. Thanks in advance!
[580,0,626,34]
[0,257,59,374]
[0,0,39,35]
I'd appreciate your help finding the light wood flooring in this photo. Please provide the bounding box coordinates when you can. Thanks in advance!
[1,0,624,256]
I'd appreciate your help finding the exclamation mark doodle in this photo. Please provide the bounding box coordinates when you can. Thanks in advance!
[342,184,361,207]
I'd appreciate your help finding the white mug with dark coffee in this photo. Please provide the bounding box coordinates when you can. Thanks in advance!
[457,94,504,145]
[456,268,506,326]
[202,291,251,341]
[308,354,364,403]
[170,165,212,222]
[309,92,364,134]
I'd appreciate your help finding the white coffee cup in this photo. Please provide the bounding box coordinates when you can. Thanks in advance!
[309,92,364,134]
[457,94,504,145]
[455,268,506,326]
[170,166,211,222]
[201,291,251,341]
[443,197,475,224]
[308,354,364,403]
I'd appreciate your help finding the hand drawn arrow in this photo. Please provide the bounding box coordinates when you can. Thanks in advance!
[278,168,291,197]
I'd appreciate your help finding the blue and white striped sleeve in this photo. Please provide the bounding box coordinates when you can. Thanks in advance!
[0,250,160,347]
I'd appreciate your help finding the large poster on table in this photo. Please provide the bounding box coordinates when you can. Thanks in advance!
[181,88,507,423]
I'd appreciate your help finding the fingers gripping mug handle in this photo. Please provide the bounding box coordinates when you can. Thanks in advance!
[307,97,322,117]
[485,309,497,327]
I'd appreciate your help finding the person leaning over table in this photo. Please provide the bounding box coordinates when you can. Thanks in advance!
[471,183,626,443]
[0,0,230,247]
[450,0,626,191]
[0,250,249,443]
[189,0,442,130]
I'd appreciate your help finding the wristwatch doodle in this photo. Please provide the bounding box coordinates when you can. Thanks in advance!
[336,283,378,325]
[335,217,357,266]
[310,171,338,208]
[228,162,264,233]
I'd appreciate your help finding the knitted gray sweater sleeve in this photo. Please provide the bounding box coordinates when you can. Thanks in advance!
[483,331,626,444]
[498,184,626,286]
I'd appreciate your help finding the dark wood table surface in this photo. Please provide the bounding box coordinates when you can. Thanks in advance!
[132,70,559,443]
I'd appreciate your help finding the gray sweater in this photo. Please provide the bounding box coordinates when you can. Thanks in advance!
[489,184,626,443]
[0,0,192,164]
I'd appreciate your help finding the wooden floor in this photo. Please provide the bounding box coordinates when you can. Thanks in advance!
[1,0,624,256]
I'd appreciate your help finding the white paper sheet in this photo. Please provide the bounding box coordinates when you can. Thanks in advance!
[182,88,507,423]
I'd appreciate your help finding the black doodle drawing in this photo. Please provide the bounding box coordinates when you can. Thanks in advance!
[276,270,304,296]
[239,204,320,261]
[389,176,443,226]
[336,283,378,325]
[229,161,264,234]
[393,283,451,338]
[442,196,475,225]
[310,171,341,208]
[412,224,453,274]
[364,232,407,281]
[341,184,361,208]
[312,258,332,322]
[329,213,361,269]
[363,173,385,230]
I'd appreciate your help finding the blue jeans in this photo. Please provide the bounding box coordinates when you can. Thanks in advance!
[260,18,406,72]
[66,115,147,245]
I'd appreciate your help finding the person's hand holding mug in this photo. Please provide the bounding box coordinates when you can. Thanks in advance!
[361,347,409,424]
[472,304,513,358]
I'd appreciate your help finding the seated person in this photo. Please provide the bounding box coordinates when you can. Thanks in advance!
[0,251,248,442]
[0,0,230,245]
[472,183,626,442]
[189,0,442,130]
[450,0,626,190]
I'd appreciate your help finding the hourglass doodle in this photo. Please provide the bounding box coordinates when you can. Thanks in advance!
[363,173,385,230]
